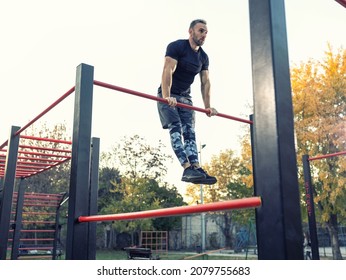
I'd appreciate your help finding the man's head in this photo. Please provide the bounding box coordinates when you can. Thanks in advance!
[189,19,208,47]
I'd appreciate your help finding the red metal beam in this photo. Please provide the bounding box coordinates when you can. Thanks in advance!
[19,144,71,153]
[335,0,346,8]
[308,150,346,161]
[20,135,72,145]
[94,80,253,125]
[78,197,262,223]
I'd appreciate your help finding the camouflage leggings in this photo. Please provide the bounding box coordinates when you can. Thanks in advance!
[168,121,199,166]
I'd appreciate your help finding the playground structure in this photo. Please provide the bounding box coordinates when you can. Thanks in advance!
[3,0,345,260]
[9,191,66,260]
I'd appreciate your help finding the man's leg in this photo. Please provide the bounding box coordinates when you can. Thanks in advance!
[180,110,217,185]
[168,122,205,182]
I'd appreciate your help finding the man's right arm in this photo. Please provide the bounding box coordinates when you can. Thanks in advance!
[161,56,178,106]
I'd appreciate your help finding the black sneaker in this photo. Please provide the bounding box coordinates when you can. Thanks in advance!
[192,168,217,185]
[182,166,206,182]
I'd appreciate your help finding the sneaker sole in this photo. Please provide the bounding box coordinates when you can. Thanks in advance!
[190,177,217,185]
[181,175,206,183]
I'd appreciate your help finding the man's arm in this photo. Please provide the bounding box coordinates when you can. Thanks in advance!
[200,70,217,116]
[161,56,178,106]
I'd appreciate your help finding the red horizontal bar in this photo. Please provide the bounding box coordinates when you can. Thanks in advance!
[15,165,45,170]
[309,151,346,161]
[15,155,66,163]
[13,192,64,197]
[18,247,53,250]
[11,220,56,224]
[16,161,50,166]
[19,144,71,153]
[94,80,253,125]
[20,203,59,207]
[9,230,55,233]
[19,158,70,179]
[20,135,72,145]
[20,212,56,215]
[78,197,261,223]
[17,150,71,158]
[9,238,54,242]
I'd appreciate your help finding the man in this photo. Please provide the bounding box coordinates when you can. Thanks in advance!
[157,19,217,185]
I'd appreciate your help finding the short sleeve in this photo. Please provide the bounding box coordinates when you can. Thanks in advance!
[165,40,183,60]
[201,54,209,71]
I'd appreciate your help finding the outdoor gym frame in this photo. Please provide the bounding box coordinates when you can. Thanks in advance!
[0,0,305,260]
[65,0,303,259]
[302,151,346,260]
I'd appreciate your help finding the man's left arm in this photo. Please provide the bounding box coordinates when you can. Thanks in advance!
[200,70,217,117]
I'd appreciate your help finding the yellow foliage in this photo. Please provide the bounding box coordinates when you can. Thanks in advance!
[291,44,346,223]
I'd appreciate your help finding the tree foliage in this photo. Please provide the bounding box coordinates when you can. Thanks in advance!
[291,45,346,259]
[185,148,255,248]
[98,135,185,243]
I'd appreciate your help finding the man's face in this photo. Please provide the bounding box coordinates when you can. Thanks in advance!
[190,23,208,46]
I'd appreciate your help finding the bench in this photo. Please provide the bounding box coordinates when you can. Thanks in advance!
[124,247,159,260]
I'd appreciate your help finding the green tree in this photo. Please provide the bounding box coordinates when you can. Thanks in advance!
[104,135,173,182]
[99,135,185,246]
[186,149,255,248]
[291,45,346,259]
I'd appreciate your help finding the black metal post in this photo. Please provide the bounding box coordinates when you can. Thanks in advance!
[302,155,320,260]
[87,137,100,260]
[66,63,94,260]
[11,179,26,260]
[53,193,67,260]
[0,126,21,260]
[249,0,303,259]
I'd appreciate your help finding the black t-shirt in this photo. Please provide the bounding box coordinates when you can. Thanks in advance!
[159,39,209,96]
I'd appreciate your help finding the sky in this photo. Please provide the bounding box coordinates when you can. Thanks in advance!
[1,0,345,195]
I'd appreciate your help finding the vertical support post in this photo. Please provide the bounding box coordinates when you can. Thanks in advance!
[53,193,67,260]
[87,137,100,260]
[0,126,20,260]
[302,155,320,260]
[66,63,94,260]
[249,0,303,259]
[11,179,25,260]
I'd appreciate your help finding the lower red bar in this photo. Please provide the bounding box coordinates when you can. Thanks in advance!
[78,197,261,223]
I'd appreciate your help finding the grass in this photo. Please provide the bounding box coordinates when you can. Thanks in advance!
[95,249,258,260]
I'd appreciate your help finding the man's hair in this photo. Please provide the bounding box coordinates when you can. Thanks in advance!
[189,19,207,29]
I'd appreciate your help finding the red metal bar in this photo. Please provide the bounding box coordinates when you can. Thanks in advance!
[10,220,56,224]
[10,230,55,233]
[336,0,346,8]
[20,212,56,216]
[9,238,54,242]
[20,135,72,145]
[13,192,63,198]
[16,161,58,167]
[19,145,71,153]
[22,157,71,179]
[18,247,53,250]
[17,150,71,158]
[21,203,59,207]
[308,151,346,161]
[78,197,261,223]
[93,80,253,125]
[15,155,66,163]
